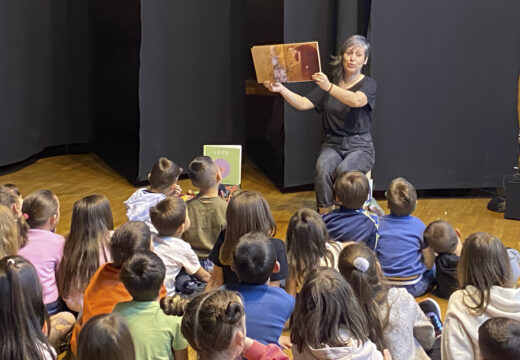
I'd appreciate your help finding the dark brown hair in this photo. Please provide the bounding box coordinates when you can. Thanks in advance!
[180,290,245,358]
[233,232,276,284]
[0,205,21,258]
[58,195,114,300]
[334,171,369,210]
[479,317,520,360]
[423,220,458,254]
[290,268,369,352]
[77,313,135,360]
[219,191,276,266]
[458,232,512,315]
[0,184,29,248]
[22,190,59,229]
[286,208,336,285]
[149,157,182,192]
[338,243,388,351]
[149,196,186,237]
[386,177,417,216]
[0,256,54,360]
[188,156,218,190]
[110,221,151,268]
[120,251,166,301]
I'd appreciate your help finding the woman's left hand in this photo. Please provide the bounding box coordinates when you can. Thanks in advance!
[312,72,331,91]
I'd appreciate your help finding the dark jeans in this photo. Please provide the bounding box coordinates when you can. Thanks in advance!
[314,133,375,208]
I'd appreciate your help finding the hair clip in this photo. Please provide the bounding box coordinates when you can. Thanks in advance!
[353,257,369,273]
[6,258,16,266]
[23,213,29,220]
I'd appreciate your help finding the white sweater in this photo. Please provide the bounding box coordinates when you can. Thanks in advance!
[441,285,520,360]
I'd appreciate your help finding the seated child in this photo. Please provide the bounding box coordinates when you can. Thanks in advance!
[478,317,520,360]
[182,156,228,271]
[18,190,65,314]
[150,196,210,295]
[77,313,135,360]
[225,232,295,345]
[114,251,188,360]
[322,171,379,249]
[376,177,435,297]
[70,221,165,354]
[124,157,182,233]
[423,220,462,299]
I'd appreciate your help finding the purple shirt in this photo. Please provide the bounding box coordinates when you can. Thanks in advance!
[18,229,65,304]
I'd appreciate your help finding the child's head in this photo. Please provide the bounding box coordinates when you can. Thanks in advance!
[148,157,182,195]
[286,208,332,281]
[458,232,512,315]
[0,256,52,359]
[232,232,278,285]
[338,242,387,351]
[219,191,276,266]
[423,220,459,254]
[120,251,166,301]
[110,221,152,268]
[479,317,520,360]
[386,177,417,216]
[334,171,369,209]
[290,268,369,353]
[0,205,21,258]
[188,156,221,191]
[21,190,60,231]
[77,313,135,360]
[180,290,246,359]
[0,184,23,218]
[149,196,189,237]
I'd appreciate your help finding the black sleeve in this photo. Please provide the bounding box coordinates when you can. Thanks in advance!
[270,238,289,281]
[358,77,377,110]
[304,84,325,112]
[208,230,225,267]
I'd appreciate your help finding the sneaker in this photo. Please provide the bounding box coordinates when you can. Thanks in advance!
[419,298,443,339]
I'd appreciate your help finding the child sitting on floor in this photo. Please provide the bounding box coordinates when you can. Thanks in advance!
[114,251,188,360]
[376,177,435,297]
[125,157,182,234]
[322,171,379,249]
[182,156,227,272]
[478,317,520,360]
[225,232,295,346]
[150,196,210,295]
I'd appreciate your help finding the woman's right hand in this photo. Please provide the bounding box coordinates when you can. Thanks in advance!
[264,81,284,93]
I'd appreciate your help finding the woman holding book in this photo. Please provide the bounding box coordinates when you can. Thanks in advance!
[265,35,376,215]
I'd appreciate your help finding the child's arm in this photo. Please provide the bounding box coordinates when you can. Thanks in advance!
[173,348,188,360]
[284,276,298,297]
[193,267,211,283]
[205,266,224,291]
[422,246,435,269]
[243,337,290,360]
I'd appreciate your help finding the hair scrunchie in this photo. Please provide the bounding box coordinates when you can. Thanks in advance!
[353,257,370,273]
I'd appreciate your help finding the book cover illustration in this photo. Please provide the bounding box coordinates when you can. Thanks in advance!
[251,41,321,83]
[203,145,242,185]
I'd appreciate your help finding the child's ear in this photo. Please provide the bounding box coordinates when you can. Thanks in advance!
[216,170,222,183]
[147,173,151,182]
[455,228,462,239]
[272,261,280,274]
[233,329,245,354]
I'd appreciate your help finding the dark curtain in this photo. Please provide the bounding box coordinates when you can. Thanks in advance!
[370,1,520,190]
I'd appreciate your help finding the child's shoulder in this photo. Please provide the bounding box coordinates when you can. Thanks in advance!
[154,235,191,250]
[125,188,165,204]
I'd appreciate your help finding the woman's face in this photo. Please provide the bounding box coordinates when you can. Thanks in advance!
[342,44,366,75]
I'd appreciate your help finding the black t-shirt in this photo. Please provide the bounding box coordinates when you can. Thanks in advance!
[305,76,377,136]
[208,230,289,285]
[433,253,459,299]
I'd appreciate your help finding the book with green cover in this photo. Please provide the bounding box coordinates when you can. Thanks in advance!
[203,145,242,185]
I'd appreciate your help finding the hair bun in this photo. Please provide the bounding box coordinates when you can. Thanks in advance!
[353,257,370,273]
[218,301,243,325]
[160,295,188,316]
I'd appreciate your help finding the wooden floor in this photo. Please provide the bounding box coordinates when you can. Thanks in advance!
[2,153,519,354]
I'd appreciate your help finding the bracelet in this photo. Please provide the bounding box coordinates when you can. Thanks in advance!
[327,83,334,93]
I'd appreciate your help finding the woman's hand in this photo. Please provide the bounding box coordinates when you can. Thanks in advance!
[264,81,284,93]
[312,72,332,91]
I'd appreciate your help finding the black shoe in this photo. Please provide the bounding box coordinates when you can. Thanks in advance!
[419,298,443,339]
[487,195,506,213]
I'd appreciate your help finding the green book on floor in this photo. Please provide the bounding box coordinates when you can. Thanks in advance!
[203,145,242,185]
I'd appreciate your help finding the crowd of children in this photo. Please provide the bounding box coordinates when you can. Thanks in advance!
[1,156,520,360]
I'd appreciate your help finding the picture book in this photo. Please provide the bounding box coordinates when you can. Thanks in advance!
[203,145,242,185]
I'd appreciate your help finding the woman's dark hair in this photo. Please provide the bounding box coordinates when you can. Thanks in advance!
[286,208,336,285]
[330,35,370,84]
[149,157,182,192]
[458,232,512,315]
[110,221,151,268]
[338,243,388,351]
[180,290,245,358]
[77,313,135,360]
[22,190,59,229]
[58,195,114,300]
[0,256,55,360]
[290,268,369,353]
[219,191,276,266]
[0,184,29,246]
